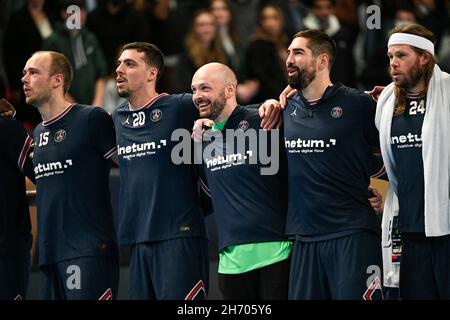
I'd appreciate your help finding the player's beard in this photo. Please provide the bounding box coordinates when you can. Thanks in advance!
[27,90,52,108]
[288,62,317,90]
[209,93,226,121]
[198,92,226,121]
[392,57,424,90]
[117,87,129,98]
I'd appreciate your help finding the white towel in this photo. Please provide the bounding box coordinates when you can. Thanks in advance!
[375,64,450,287]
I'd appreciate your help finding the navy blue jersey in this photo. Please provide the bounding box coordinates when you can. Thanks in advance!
[200,106,288,251]
[112,93,207,245]
[283,84,382,239]
[32,104,118,265]
[391,95,425,233]
[0,117,33,257]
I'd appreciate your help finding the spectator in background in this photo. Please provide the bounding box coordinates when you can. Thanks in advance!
[359,2,418,89]
[394,5,417,26]
[412,0,448,52]
[333,0,359,44]
[43,0,108,107]
[103,46,127,114]
[438,0,450,72]
[128,0,146,11]
[87,0,150,76]
[238,2,288,104]
[173,9,228,93]
[303,0,356,86]
[209,0,242,73]
[4,0,54,128]
[229,0,261,43]
[275,0,308,39]
[147,0,206,92]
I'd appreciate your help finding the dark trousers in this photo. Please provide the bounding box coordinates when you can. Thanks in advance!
[0,255,30,300]
[218,257,290,300]
[40,255,119,300]
[289,231,384,300]
[129,238,209,300]
[400,234,450,300]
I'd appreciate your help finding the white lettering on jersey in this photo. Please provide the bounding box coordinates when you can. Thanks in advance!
[34,159,74,179]
[39,132,49,147]
[117,140,167,160]
[284,138,337,153]
[132,112,146,127]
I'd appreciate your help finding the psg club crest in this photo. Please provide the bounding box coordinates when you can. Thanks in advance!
[151,108,162,122]
[238,120,249,131]
[331,106,343,119]
[54,129,66,142]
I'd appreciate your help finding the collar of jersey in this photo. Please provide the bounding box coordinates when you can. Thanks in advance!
[297,83,339,108]
[212,118,228,131]
[210,105,243,131]
[42,103,76,127]
[405,91,425,99]
[128,93,169,111]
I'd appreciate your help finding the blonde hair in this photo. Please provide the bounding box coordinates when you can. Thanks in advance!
[185,9,227,68]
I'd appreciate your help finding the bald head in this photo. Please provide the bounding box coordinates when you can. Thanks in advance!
[193,62,237,87]
[191,63,238,120]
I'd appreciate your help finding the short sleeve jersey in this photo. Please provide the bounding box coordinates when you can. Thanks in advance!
[112,93,207,245]
[200,106,288,251]
[33,104,118,265]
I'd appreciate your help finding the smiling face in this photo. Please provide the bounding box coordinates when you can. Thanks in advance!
[22,52,54,107]
[388,44,425,90]
[191,69,227,120]
[286,37,318,90]
[115,49,154,98]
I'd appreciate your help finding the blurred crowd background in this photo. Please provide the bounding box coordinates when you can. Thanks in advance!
[1,0,450,131]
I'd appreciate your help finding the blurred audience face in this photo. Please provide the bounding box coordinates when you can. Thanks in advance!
[395,10,417,26]
[313,0,333,21]
[210,0,232,27]
[260,6,284,37]
[194,12,218,45]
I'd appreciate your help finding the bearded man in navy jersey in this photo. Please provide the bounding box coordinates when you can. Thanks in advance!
[191,62,291,300]
[264,30,385,300]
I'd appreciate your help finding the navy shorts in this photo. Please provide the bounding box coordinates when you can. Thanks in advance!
[400,234,450,299]
[289,231,383,300]
[0,255,30,300]
[129,238,209,300]
[40,255,119,300]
